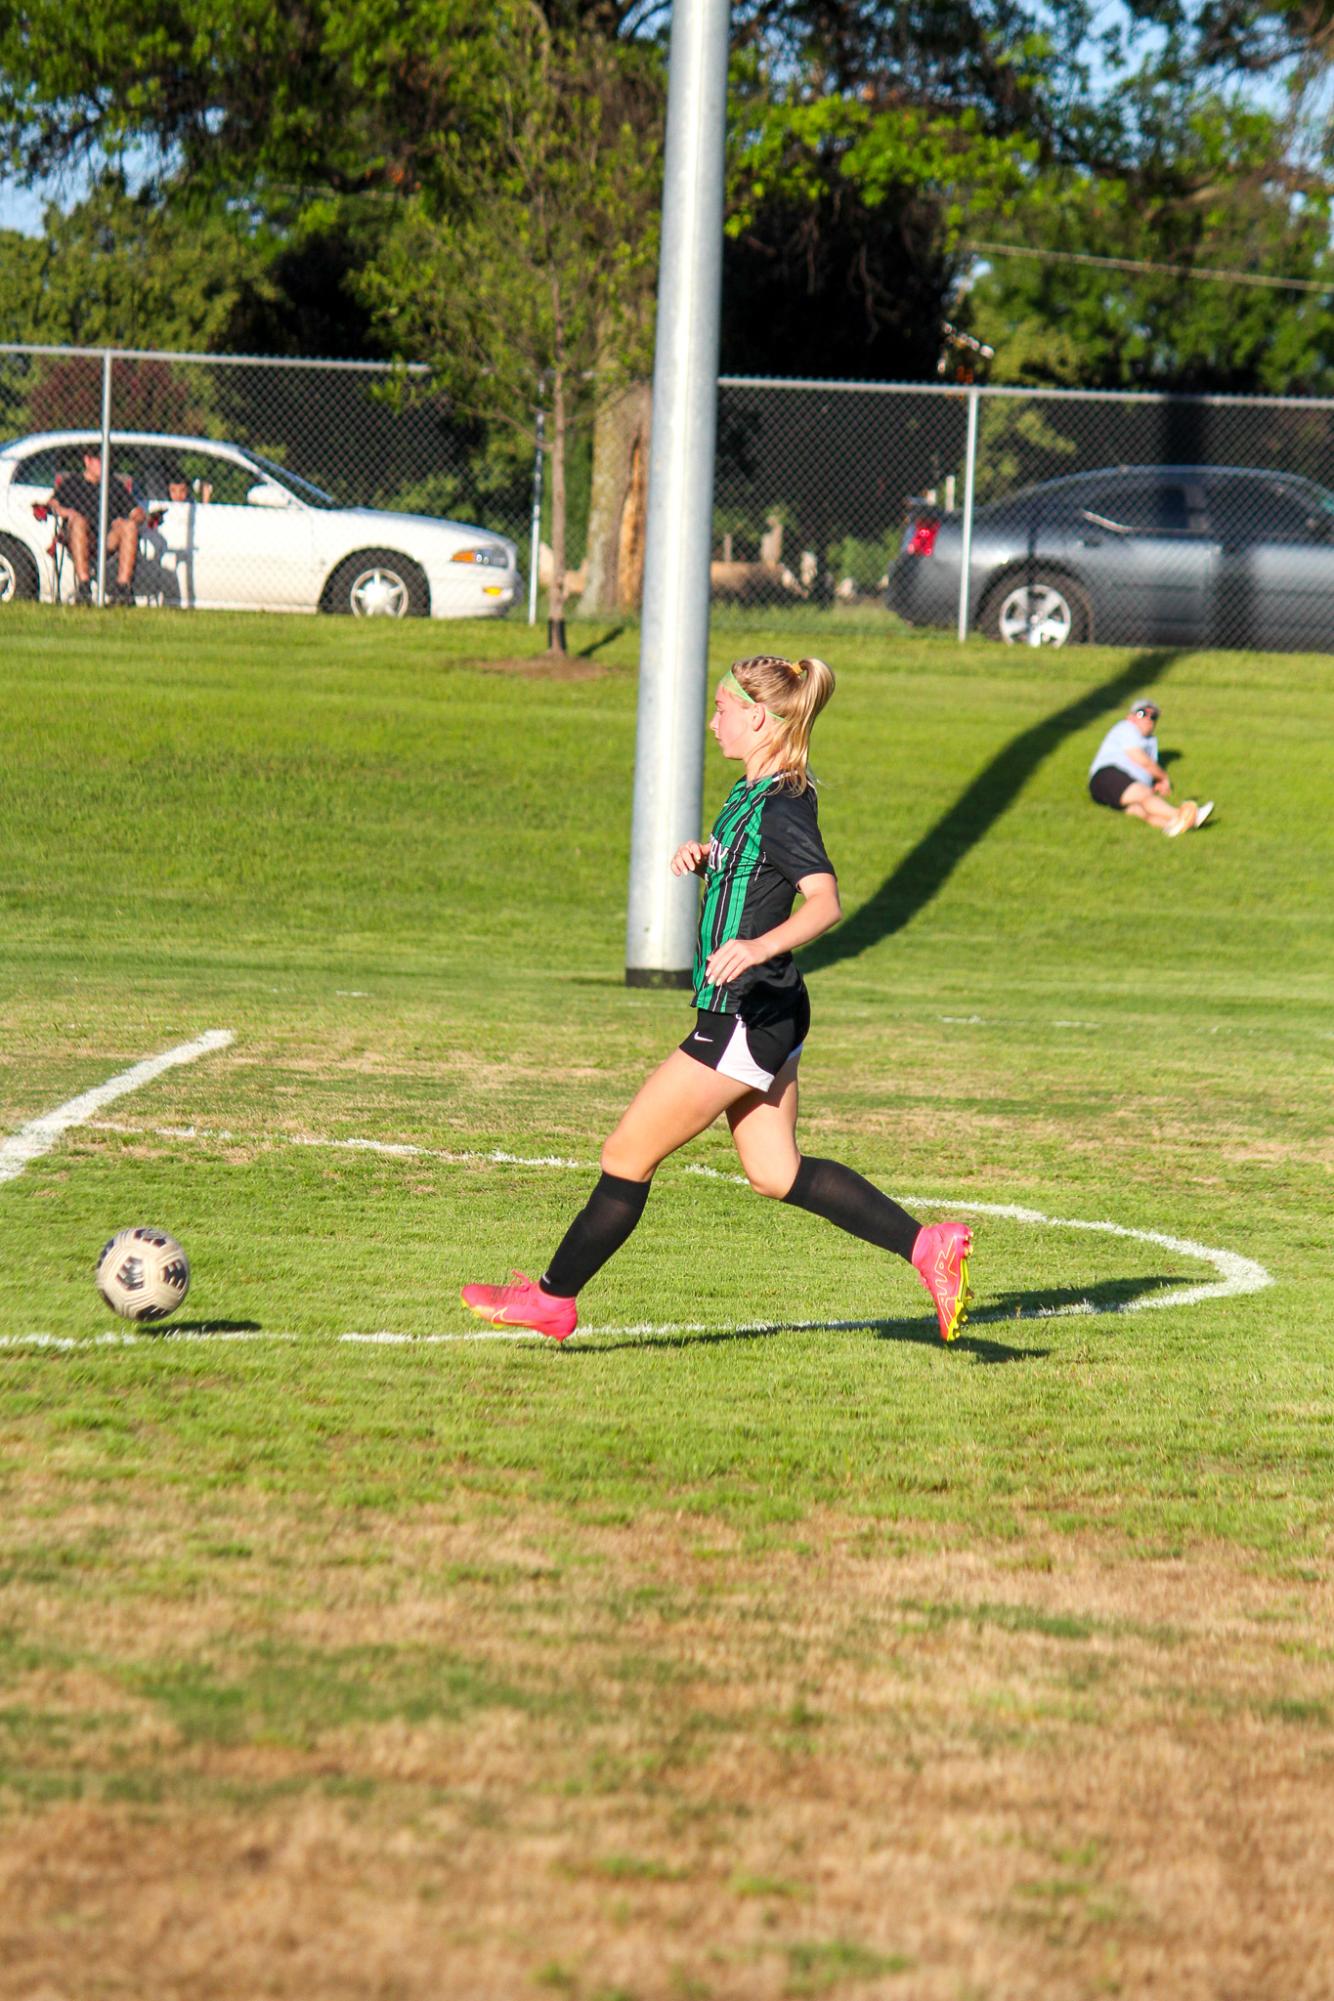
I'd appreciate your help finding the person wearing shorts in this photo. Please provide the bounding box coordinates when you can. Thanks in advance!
[1088,700,1214,836]
[51,447,146,607]
[462,653,974,1346]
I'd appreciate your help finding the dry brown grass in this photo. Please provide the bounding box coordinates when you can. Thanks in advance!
[2,1496,1332,1999]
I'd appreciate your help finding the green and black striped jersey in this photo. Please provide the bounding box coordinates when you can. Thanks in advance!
[692,776,835,1014]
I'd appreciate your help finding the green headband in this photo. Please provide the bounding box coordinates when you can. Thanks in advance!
[720,667,788,718]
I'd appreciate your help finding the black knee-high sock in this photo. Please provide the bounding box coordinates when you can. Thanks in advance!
[541,1171,652,1297]
[782,1156,921,1262]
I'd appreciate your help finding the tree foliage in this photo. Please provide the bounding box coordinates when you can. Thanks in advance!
[356,14,662,638]
[0,173,270,350]
[966,80,1334,391]
[0,0,1330,419]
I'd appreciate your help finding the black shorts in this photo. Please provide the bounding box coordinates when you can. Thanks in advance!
[1089,765,1134,809]
[680,990,811,1091]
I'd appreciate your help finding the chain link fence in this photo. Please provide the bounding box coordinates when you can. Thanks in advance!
[3,343,1334,650]
[0,344,532,618]
[716,377,1334,651]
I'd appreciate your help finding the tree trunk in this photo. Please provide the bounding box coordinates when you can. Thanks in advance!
[548,361,568,654]
[581,378,651,614]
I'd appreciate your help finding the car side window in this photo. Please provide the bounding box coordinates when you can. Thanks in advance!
[1205,479,1323,546]
[1087,481,1196,534]
[159,452,252,506]
[11,447,59,488]
[1120,484,1192,532]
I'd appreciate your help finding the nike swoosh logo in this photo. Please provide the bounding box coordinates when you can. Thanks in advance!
[691,1032,712,1042]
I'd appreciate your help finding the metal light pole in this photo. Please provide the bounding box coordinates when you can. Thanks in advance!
[624,0,730,987]
[96,350,113,608]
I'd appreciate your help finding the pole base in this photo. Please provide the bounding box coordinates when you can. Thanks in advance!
[625,967,693,990]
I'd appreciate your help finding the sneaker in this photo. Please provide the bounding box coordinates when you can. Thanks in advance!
[460,1271,577,1342]
[106,580,135,607]
[73,578,94,606]
[1164,802,1197,838]
[1193,801,1214,830]
[911,1222,974,1344]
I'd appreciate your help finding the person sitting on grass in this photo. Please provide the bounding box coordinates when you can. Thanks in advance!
[462,653,975,1348]
[51,447,146,607]
[1087,699,1213,837]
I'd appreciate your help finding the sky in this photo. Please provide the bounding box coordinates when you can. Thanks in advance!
[0,182,48,236]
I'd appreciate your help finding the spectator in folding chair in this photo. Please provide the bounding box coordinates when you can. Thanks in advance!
[50,447,146,605]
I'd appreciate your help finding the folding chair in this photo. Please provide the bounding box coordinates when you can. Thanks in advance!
[30,489,74,602]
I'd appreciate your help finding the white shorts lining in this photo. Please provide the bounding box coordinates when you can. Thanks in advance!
[715,1018,804,1092]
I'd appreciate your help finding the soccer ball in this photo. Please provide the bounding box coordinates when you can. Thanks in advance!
[95,1227,191,1323]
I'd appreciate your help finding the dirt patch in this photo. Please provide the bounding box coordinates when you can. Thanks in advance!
[3,1502,1333,1998]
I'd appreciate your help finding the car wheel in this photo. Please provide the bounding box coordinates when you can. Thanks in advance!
[982,571,1090,647]
[0,535,40,605]
[323,549,430,618]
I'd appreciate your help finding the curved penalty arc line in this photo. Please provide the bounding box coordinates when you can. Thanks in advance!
[1,1116,1271,1349]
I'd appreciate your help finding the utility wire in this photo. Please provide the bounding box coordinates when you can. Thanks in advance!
[966,239,1332,293]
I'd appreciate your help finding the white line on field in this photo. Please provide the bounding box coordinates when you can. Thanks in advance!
[79,1119,1272,1313]
[2,1191,1271,1358]
[0,1032,234,1188]
[85,1120,585,1171]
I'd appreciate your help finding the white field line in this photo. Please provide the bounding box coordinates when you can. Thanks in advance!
[3,1110,1273,1353]
[0,1032,234,1187]
[85,1120,584,1170]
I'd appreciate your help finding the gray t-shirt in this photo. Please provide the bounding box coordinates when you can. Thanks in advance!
[1090,718,1157,783]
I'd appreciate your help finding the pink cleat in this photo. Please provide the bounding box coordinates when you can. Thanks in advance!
[911,1222,974,1344]
[460,1271,578,1342]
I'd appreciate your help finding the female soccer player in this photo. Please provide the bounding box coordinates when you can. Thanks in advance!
[462,653,973,1344]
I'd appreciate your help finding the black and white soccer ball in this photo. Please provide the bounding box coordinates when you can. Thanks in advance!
[95,1227,191,1323]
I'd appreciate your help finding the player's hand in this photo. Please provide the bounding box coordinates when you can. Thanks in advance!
[671,841,707,877]
[705,937,764,985]
[1153,776,1171,796]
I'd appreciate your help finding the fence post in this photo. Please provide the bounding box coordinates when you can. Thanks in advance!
[528,410,545,627]
[96,350,113,608]
[955,386,980,642]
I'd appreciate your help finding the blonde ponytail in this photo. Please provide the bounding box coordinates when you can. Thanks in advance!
[729,653,835,792]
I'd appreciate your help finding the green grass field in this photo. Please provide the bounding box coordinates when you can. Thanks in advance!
[1,603,1332,1999]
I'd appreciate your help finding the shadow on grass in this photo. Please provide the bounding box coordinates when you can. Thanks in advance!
[977,1275,1185,1322]
[158,1320,263,1336]
[577,624,627,659]
[583,1317,1043,1364]
[802,647,1184,972]
[579,1271,1183,1360]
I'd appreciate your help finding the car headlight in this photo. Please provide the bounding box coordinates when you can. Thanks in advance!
[451,545,511,569]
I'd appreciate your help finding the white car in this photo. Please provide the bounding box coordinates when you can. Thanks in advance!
[0,430,519,618]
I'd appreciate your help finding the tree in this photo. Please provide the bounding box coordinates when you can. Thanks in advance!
[963,82,1334,393]
[357,13,661,648]
[0,172,270,351]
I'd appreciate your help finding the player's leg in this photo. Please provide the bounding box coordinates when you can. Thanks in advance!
[727,1059,973,1343]
[462,1049,755,1338]
[725,1058,801,1197]
[601,1048,752,1180]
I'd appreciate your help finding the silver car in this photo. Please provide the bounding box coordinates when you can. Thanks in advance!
[890,464,1334,650]
[0,430,520,617]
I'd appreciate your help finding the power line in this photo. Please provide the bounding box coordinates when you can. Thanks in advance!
[965,239,1332,294]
